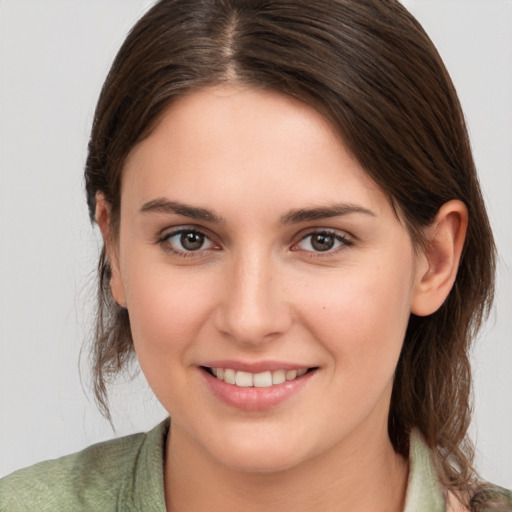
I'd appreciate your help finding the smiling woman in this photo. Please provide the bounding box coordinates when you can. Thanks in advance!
[98,86,436,481]
[0,0,510,511]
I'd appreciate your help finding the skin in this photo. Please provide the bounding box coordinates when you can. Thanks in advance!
[97,85,467,512]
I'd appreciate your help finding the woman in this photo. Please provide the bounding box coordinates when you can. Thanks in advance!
[0,0,510,510]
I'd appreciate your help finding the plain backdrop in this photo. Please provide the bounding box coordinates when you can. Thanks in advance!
[1,0,511,485]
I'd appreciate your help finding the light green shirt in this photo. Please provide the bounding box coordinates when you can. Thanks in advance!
[0,419,510,511]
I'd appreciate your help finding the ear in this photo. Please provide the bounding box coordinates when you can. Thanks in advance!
[95,193,127,308]
[411,200,468,317]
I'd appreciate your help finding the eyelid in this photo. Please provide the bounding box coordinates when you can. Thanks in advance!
[155,224,354,258]
[291,228,354,255]
[158,223,219,241]
[157,225,221,256]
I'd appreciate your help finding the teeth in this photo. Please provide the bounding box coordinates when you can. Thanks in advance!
[253,371,272,388]
[209,367,309,387]
[272,369,286,385]
[235,371,253,387]
[286,370,297,380]
[224,368,236,385]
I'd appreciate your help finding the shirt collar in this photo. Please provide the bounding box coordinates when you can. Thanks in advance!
[404,429,446,512]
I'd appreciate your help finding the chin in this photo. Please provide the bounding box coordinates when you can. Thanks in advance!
[202,428,315,474]
[216,447,304,474]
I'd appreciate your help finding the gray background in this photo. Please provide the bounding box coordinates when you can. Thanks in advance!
[1,0,511,485]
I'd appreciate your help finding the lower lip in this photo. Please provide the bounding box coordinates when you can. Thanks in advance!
[201,368,315,411]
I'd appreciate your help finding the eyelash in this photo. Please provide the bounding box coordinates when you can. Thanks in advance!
[157,227,354,258]
[158,227,219,257]
[293,230,354,257]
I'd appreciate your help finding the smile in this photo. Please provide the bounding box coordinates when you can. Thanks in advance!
[201,364,317,410]
[206,367,309,388]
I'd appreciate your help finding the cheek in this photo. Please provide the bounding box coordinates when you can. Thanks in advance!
[121,257,219,361]
[296,259,414,382]
[120,261,224,417]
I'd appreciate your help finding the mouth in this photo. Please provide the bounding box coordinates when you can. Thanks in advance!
[201,366,316,388]
[200,363,318,410]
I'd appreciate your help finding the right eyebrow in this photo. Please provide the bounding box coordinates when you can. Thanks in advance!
[280,203,376,224]
[140,198,226,224]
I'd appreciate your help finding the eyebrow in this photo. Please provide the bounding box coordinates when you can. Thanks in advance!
[140,198,226,224]
[280,204,376,224]
[140,198,375,225]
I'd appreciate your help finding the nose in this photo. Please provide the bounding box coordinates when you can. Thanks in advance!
[214,251,293,346]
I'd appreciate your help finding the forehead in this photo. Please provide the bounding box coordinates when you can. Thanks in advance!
[126,84,344,167]
[121,85,391,220]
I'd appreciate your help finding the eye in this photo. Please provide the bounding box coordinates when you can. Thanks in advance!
[160,228,217,255]
[294,230,351,253]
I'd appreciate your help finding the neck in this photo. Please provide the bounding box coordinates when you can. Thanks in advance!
[164,420,408,512]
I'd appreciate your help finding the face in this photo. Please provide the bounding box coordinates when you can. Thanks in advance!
[111,85,427,473]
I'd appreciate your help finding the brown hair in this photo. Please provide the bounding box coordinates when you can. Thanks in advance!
[84,0,495,497]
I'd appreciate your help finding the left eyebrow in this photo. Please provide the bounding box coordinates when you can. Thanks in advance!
[139,198,226,224]
[280,204,376,224]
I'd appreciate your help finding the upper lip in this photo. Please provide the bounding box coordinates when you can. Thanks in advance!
[201,360,316,373]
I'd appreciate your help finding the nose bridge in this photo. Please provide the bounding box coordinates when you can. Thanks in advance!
[215,245,291,344]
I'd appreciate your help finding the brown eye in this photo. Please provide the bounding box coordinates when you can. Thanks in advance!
[180,231,205,251]
[310,233,335,252]
[295,230,351,253]
[161,228,215,255]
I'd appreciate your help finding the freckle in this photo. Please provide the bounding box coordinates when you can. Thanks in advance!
[322,306,326,310]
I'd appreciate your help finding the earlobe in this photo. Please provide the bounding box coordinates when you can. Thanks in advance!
[95,193,127,308]
[411,200,468,317]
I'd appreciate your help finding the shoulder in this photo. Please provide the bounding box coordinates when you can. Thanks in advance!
[0,419,169,512]
[0,432,147,511]
[446,484,512,512]
[469,482,512,512]
[407,431,511,512]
